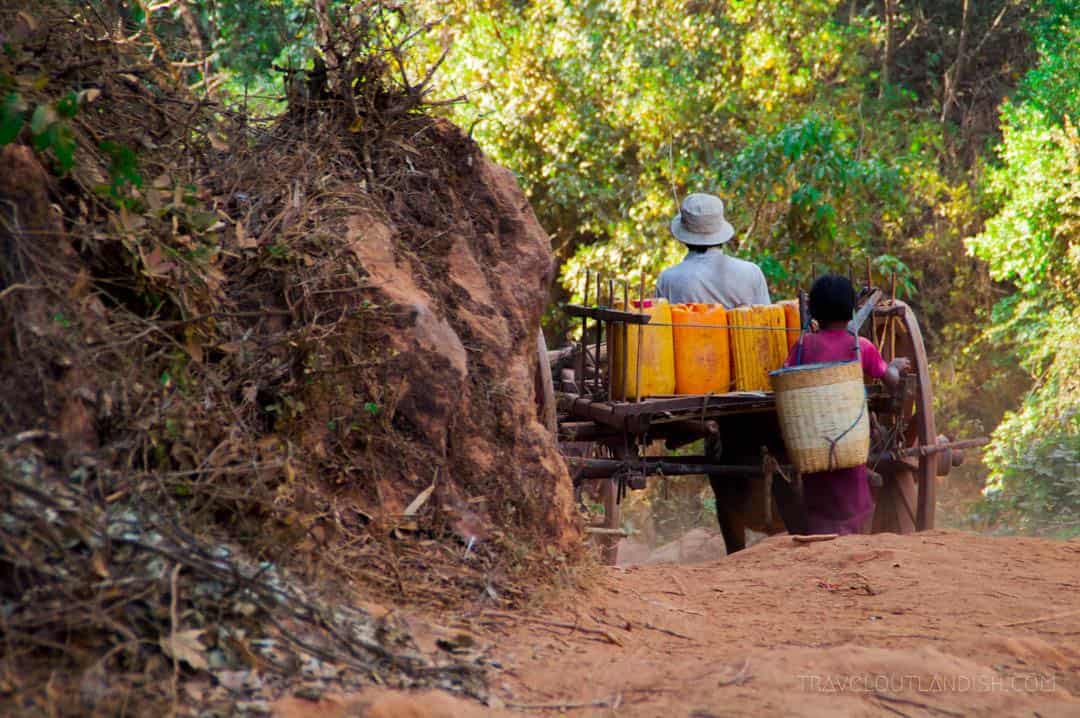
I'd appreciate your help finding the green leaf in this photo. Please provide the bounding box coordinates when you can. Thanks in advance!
[0,91,24,144]
[50,122,76,172]
[55,91,78,118]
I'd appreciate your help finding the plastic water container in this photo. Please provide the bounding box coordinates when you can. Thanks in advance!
[671,303,731,395]
[609,299,675,399]
[729,304,788,391]
[779,299,801,352]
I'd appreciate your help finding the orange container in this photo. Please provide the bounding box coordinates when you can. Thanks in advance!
[779,299,801,352]
[670,303,731,395]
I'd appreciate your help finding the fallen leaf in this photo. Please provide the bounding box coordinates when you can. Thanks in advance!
[90,551,110,579]
[186,338,204,363]
[117,206,147,233]
[142,245,175,276]
[391,138,420,154]
[236,220,257,249]
[16,10,38,31]
[208,132,229,151]
[403,481,436,516]
[183,679,211,703]
[160,629,208,671]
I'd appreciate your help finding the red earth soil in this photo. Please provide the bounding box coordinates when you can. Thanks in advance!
[276,529,1080,717]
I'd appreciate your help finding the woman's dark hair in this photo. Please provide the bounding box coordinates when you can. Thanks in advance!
[809,274,856,323]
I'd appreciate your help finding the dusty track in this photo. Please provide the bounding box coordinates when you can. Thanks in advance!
[277,530,1080,717]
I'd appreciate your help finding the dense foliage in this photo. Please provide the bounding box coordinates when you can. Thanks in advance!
[421,0,1075,533]
[965,1,1080,535]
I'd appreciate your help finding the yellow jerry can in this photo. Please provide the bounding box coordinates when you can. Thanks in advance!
[609,299,675,399]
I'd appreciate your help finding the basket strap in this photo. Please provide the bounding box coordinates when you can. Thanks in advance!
[823,331,866,470]
[823,395,866,471]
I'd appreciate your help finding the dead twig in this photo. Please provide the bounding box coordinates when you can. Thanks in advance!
[717,658,752,687]
[874,700,914,718]
[0,283,42,301]
[667,569,689,597]
[507,697,616,711]
[793,534,838,543]
[872,692,964,718]
[482,611,623,647]
[168,562,181,713]
[997,608,1080,628]
[640,622,696,641]
[0,430,58,450]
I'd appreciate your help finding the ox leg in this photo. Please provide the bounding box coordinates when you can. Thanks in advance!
[771,477,808,536]
[709,474,749,553]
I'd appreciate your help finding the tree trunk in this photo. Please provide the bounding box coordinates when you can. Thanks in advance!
[176,0,211,96]
[941,0,972,123]
[880,0,895,97]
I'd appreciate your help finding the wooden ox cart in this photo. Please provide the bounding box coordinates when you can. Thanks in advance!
[536,279,987,563]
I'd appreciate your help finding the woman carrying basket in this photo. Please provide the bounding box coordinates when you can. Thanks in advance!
[785,275,911,535]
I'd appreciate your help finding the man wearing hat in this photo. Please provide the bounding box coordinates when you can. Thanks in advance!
[656,193,770,307]
[657,193,779,555]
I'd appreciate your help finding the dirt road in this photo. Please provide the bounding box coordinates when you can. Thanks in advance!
[277,530,1080,717]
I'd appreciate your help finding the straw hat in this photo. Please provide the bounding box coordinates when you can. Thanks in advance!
[669,193,735,246]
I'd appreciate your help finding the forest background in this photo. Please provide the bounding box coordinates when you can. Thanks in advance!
[7,0,1078,536]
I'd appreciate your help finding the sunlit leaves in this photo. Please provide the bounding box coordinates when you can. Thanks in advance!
[966,0,1080,533]
[419,0,905,304]
[722,116,908,295]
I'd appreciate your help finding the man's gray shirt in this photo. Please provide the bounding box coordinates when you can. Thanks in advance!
[655,248,771,307]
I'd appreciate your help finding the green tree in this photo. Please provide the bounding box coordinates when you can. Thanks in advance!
[966,0,1080,535]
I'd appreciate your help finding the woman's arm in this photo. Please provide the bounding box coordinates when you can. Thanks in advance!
[859,338,910,390]
[882,357,911,391]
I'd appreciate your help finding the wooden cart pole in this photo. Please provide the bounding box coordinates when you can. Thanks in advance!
[890,271,898,360]
[580,269,590,396]
[635,273,645,403]
[622,281,629,402]
[595,272,603,399]
[607,277,615,400]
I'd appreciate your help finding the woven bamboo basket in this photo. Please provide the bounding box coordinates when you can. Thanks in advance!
[769,359,869,473]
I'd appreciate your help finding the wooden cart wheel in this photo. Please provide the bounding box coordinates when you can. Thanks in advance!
[868,299,936,533]
[535,329,558,434]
